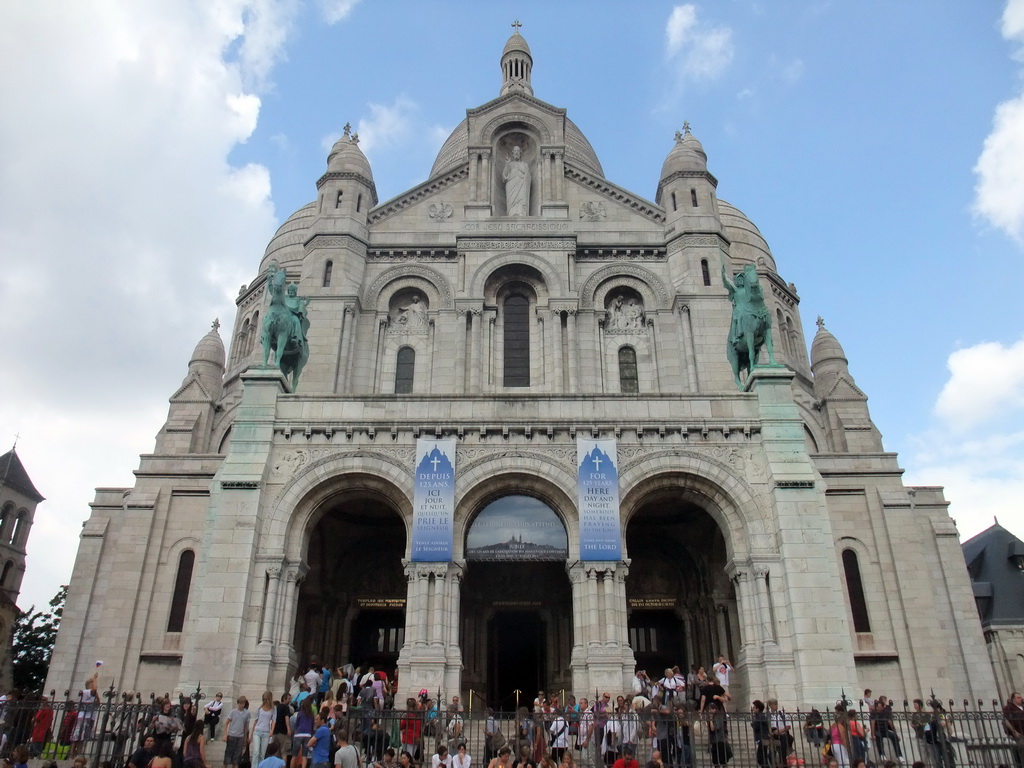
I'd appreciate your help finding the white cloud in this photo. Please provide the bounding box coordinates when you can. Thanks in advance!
[782,59,805,84]
[906,337,1024,543]
[934,338,1024,432]
[0,0,305,610]
[973,0,1024,240]
[664,4,734,81]
[356,96,418,156]
[317,0,361,25]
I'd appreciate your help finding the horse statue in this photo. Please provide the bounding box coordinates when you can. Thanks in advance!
[261,264,310,390]
[722,262,775,388]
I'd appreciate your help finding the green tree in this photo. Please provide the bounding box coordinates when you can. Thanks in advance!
[12,585,66,691]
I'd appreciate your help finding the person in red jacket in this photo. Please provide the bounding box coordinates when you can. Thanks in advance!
[30,703,54,757]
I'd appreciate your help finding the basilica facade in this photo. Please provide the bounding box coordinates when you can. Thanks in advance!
[47,29,995,709]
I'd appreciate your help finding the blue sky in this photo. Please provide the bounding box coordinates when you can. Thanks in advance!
[1,1,1023,610]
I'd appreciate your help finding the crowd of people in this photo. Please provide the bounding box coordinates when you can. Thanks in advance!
[2,661,1023,768]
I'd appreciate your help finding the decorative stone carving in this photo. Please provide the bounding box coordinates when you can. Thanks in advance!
[604,291,645,334]
[388,291,429,335]
[579,201,607,221]
[428,201,453,220]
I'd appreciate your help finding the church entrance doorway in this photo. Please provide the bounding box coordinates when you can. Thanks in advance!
[625,495,737,681]
[294,494,406,675]
[460,495,572,710]
[488,610,544,709]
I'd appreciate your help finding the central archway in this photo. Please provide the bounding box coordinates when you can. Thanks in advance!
[294,495,407,676]
[625,492,737,684]
[459,494,572,710]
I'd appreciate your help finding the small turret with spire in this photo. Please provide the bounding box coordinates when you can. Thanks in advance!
[500,20,533,96]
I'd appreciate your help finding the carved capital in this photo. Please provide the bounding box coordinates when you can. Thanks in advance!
[753,565,770,580]
[267,566,281,579]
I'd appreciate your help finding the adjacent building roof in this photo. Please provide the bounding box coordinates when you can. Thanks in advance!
[0,448,44,503]
[963,522,1024,627]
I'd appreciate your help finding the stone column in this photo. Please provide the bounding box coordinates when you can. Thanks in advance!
[432,566,448,647]
[678,304,698,392]
[554,150,565,200]
[470,309,483,392]
[446,564,463,652]
[587,568,601,647]
[566,309,579,391]
[404,562,424,648]
[753,566,776,645]
[480,151,491,204]
[277,567,303,652]
[487,313,497,388]
[714,604,729,657]
[732,571,755,650]
[681,610,693,663]
[646,316,662,392]
[596,316,607,392]
[454,311,467,394]
[549,309,563,392]
[603,570,617,647]
[259,566,282,648]
[568,564,587,652]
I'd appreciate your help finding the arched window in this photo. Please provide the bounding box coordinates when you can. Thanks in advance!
[503,294,531,387]
[701,259,711,287]
[671,192,677,212]
[167,550,196,632]
[248,311,260,355]
[0,561,12,587]
[356,194,362,213]
[335,190,343,208]
[395,347,415,394]
[618,346,639,393]
[842,549,871,632]
[10,511,26,546]
[0,503,11,539]
[323,260,333,288]
[691,188,699,207]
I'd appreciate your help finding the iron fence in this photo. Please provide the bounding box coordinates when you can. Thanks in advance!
[0,692,1020,768]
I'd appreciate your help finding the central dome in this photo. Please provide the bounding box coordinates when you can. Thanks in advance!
[429,116,605,179]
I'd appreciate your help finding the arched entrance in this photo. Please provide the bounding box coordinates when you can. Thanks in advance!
[625,494,737,681]
[459,495,572,710]
[294,495,407,675]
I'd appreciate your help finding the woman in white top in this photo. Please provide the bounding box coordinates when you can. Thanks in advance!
[548,710,570,763]
[250,690,276,762]
[658,668,680,703]
[204,693,223,739]
[452,743,472,768]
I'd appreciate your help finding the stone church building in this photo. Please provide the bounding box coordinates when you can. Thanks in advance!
[47,28,994,708]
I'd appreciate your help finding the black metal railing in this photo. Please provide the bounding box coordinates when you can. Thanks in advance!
[0,690,1020,768]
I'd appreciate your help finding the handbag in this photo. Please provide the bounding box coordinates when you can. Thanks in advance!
[239,747,252,768]
[490,728,507,750]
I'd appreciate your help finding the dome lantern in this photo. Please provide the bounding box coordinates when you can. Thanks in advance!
[500,20,533,97]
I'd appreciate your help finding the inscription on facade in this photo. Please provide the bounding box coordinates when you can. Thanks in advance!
[357,597,407,608]
[462,221,571,232]
[458,238,576,251]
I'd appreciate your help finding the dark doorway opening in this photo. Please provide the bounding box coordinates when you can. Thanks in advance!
[350,609,405,675]
[627,609,684,678]
[488,610,544,710]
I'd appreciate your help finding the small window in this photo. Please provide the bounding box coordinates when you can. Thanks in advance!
[10,511,26,546]
[701,259,711,286]
[671,192,677,212]
[0,561,12,587]
[842,549,871,632]
[618,346,639,393]
[503,295,531,387]
[336,190,343,208]
[395,347,415,394]
[691,188,698,207]
[356,194,362,213]
[323,260,333,288]
[167,550,196,632]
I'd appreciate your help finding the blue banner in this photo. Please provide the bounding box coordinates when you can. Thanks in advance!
[411,438,456,561]
[577,437,622,560]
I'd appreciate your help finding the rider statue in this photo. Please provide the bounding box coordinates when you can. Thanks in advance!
[261,263,311,389]
[722,262,775,388]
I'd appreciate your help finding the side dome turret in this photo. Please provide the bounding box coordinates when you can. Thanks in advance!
[318,123,378,223]
[656,122,719,225]
[186,319,226,401]
[810,317,849,371]
[659,124,708,180]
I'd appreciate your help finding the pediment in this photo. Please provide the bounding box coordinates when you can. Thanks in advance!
[170,373,213,403]
[822,374,867,402]
[565,168,666,227]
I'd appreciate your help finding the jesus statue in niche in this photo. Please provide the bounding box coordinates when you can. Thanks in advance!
[502,145,531,216]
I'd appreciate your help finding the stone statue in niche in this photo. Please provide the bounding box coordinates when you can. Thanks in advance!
[605,292,645,332]
[390,293,428,332]
[502,145,531,216]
